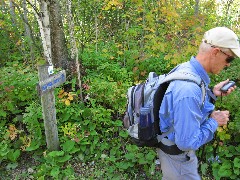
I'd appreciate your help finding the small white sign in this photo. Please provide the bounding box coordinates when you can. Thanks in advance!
[48,66,54,75]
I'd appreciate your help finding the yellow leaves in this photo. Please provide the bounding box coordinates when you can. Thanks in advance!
[7,125,18,140]
[102,0,123,10]
[117,51,123,55]
[115,43,122,48]
[20,135,31,151]
[140,70,147,77]
[6,125,31,151]
[217,125,228,132]
[58,89,65,98]
[143,27,155,33]
[161,6,179,19]
[65,99,70,106]
[132,0,143,6]
[68,94,74,101]
[61,122,78,138]
[217,126,231,141]
[0,20,5,27]
[217,127,223,132]
[102,49,108,53]
[164,54,172,61]
[133,66,138,73]
[16,40,21,46]
[58,89,75,106]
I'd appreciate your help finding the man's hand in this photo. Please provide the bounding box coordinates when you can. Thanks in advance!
[213,79,236,97]
[210,110,229,126]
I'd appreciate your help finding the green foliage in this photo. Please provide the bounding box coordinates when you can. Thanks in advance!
[0,62,38,117]
[0,10,21,65]
[0,63,39,170]
[198,59,240,179]
[1,0,240,179]
[23,101,44,151]
[35,150,74,179]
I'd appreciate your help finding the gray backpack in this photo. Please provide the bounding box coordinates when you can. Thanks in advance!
[123,67,206,147]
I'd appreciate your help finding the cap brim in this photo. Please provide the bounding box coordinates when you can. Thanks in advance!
[231,48,240,58]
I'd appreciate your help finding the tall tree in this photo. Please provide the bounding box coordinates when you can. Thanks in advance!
[66,0,83,99]
[49,0,69,69]
[31,0,52,66]
[23,0,35,62]
[195,0,199,16]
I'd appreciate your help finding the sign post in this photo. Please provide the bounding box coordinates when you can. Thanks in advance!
[38,65,66,151]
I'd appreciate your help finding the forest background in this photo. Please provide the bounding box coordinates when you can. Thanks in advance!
[0,0,240,179]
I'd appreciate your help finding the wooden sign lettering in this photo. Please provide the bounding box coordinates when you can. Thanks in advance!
[38,70,66,94]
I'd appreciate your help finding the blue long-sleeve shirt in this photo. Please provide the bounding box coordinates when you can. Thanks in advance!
[159,57,218,151]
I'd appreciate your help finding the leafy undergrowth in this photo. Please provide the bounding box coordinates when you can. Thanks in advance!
[1,153,162,180]
[1,53,240,179]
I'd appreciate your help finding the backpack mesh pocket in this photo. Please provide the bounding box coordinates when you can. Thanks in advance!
[138,107,155,141]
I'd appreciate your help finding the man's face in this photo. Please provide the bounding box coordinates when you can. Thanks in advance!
[210,48,235,74]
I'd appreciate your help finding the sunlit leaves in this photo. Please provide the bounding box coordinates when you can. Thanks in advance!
[102,0,123,10]
[19,135,31,151]
[217,125,231,141]
[117,51,123,55]
[58,89,75,106]
[61,122,78,138]
[7,125,18,140]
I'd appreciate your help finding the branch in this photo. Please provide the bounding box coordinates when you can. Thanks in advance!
[11,0,42,51]
[25,0,40,16]
[28,0,52,65]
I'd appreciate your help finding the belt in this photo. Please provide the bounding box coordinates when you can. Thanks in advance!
[157,138,184,155]
[131,137,184,155]
[158,141,184,155]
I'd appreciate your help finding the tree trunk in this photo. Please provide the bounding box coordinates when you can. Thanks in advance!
[9,0,16,26]
[66,0,83,100]
[35,0,52,66]
[195,0,199,16]
[225,0,234,22]
[23,0,35,63]
[49,0,69,69]
[95,8,98,53]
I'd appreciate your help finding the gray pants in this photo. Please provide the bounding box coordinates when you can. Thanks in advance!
[157,149,201,180]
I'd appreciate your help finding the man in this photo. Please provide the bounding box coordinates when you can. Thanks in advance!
[157,27,240,180]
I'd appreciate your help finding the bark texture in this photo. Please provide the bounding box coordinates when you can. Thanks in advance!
[49,0,69,69]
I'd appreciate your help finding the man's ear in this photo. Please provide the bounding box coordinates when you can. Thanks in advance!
[211,47,219,57]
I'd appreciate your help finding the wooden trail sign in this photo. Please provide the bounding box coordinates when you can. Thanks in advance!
[39,70,66,94]
[38,65,66,151]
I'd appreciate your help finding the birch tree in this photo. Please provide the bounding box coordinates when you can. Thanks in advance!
[29,0,60,151]
[9,0,16,26]
[23,0,35,62]
[28,0,52,66]
[66,0,83,100]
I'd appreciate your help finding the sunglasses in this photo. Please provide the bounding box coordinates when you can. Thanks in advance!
[219,49,235,63]
[211,46,235,63]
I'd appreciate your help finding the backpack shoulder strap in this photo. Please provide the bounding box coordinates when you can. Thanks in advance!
[156,71,206,142]
[162,71,202,85]
[161,71,206,106]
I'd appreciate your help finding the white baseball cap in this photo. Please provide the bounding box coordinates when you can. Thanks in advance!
[202,27,240,58]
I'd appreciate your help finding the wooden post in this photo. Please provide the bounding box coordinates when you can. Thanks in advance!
[38,65,65,151]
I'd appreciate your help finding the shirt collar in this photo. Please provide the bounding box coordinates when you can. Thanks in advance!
[189,56,210,85]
